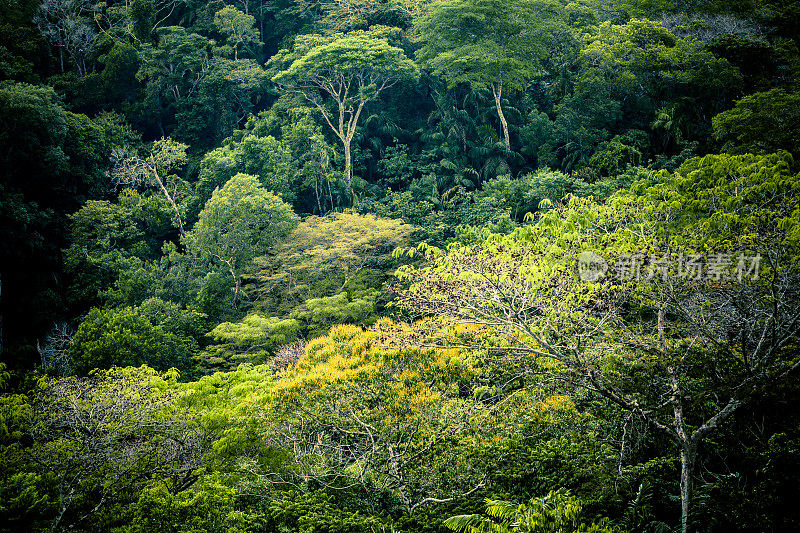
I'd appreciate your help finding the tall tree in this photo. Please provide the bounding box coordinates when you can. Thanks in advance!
[270,26,418,200]
[109,137,191,237]
[34,0,96,76]
[397,153,800,533]
[137,26,212,134]
[413,0,570,150]
[183,173,298,307]
[213,5,260,60]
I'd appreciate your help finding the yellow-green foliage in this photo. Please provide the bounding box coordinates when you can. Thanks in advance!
[290,290,381,338]
[196,313,300,373]
[177,364,276,465]
[254,212,412,315]
[262,321,480,503]
[287,321,470,386]
[250,319,604,511]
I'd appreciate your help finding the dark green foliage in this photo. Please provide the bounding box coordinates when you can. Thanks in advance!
[63,189,174,312]
[125,475,247,533]
[0,82,131,365]
[2,1,800,531]
[68,307,194,374]
[713,87,800,155]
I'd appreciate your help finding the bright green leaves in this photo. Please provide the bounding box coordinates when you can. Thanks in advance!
[197,314,300,373]
[260,322,483,513]
[67,306,194,374]
[128,474,247,533]
[266,490,390,532]
[413,0,568,91]
[290,291,380,338]
[396,151,800,532]
[445,490,618,533]
[712,87,800,156]
[256,213,412,299]
[22,367,206,531]
[274,29,418,85]
[183,173,299,306]
[621,152,800,252]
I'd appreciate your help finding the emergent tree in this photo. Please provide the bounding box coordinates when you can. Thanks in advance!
[270,26,418,200]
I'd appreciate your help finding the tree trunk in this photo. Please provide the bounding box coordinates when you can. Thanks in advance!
[51,481,72,532]
[661,304,695,533]
[314,175,322,215]
[343,139,354,201]
[150,163,186,237]
[327,174,335,212]
[231,272,241,308]
[679,444,696,533]
[492,83,510,150]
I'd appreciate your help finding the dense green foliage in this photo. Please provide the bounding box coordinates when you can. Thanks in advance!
[1,0,799,531]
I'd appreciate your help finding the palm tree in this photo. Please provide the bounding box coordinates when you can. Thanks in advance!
[444,490,617,533]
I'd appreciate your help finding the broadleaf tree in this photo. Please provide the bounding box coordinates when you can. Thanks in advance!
[397,152,800,533]
[109,137,191,237]
[183,173,298,307]
[270,26,419,200]
[413,0,571,150]
[254,212,413,307]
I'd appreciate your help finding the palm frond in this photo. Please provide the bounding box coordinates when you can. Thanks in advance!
[444,513,510,533]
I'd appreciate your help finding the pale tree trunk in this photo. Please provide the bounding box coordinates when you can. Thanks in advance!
[231,272,241,308]
[149,160,186,237]
[327,174,334,211]
[298,83,368,206]
[280,71,404,206]
[314,175,323,214]
[491,82,510,150]
[661,305,693,533]
[671,366,694,533]
[343,138,353,200]
[335,95,365,204]
[679,444,696,533]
